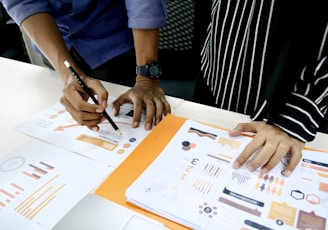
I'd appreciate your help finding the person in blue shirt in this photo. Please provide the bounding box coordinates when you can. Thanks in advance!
[1,0,170,131]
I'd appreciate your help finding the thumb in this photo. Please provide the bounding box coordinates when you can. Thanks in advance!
[228,123,244,136]
[229,122,259,136]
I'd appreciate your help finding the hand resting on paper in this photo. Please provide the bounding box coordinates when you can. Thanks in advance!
[112,75,171,130]
[230,121,304,177]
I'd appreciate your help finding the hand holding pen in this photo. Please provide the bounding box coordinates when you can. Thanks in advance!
[64,60,122,135]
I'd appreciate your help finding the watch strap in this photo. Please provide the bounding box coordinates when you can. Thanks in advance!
[136,65,149,76]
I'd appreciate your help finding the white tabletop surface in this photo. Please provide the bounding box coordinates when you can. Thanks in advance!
[1,57,327,229]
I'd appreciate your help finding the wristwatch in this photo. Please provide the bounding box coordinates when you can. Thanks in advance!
[136,62,162,80]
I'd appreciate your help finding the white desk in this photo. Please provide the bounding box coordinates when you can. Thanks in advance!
[1,57,327,229]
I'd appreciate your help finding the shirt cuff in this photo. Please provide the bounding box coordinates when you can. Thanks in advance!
[270,92,324,142]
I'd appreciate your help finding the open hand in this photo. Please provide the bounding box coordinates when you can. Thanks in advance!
[230,121,304,177]
[112,78,171,130]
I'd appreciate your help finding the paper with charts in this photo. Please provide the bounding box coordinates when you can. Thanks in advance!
[0,139,111,230]
[16,98,150,167]
[126,119,328,230]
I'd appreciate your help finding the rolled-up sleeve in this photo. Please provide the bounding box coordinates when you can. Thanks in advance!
[1,0,50,25]
[125,0,167,29]
[272,56,328,142]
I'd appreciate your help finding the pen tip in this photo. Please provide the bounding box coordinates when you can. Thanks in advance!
[116,129,122,136]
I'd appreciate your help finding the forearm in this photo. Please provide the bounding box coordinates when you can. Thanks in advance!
[21,13,79,84]
[132,28,160,82]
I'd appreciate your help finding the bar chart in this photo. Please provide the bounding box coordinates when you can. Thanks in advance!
[0,140,110,229]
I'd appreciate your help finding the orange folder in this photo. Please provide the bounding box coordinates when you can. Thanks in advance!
[95,114,191,229]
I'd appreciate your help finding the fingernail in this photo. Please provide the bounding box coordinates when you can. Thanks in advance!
[96,108,103,113]
[133,121,139,128]
[91,126,98,131]
[261,168,268,174]
[102,101,107,108]
[230,128,237,133]
[281,170,291,177]
[232,161,240,169]
[247,165,254,172]
[146,123,152,130]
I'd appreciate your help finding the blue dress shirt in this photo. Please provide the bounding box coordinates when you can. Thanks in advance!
[1,0,167,69]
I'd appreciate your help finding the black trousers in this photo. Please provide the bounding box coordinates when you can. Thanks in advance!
[43,47,136,87]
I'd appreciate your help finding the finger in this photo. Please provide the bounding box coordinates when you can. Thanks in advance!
[63,83,105,113]
[247,143,276,172]
[229,123,244,136]
[61,95,103,121]
[153,97,164,125]
[86,79,109,108]
[162,98,171,115]
[143,98,156,130]
[130,99,143,128]
[260,141,289,173]
[282,145,303,177]
[112,95,131,116]
[87,125,100,132]
[60,96,103,126]
[229,122,259,136]
[233,135,265,169]
[87,116,107,132]
[66,108,103,126]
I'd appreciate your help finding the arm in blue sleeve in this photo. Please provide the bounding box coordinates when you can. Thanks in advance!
[1,0,50,25]
[125,0,167,29]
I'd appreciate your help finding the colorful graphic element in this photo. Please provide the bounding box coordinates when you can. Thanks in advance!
[181,141,196,151]
[203,163,222,178]
[0,183,24,207]
[76,134,118,151]
[188,127,217,140]
[268,202,296,227]
[23,161,54,180]
[207,153,232,164]
[232,171,251,185]
[219,196,261,217]
[198,202,218,218]
[255,173,285,196]
[16,100,150,168]
[193,179,214,194]
[218,137,241,149]
[297,210,326,230]
[15,175,65,220]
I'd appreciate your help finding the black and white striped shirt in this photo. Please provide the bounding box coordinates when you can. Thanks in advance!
[200,0,328,142]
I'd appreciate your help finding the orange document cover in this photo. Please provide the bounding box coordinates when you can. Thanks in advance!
[95,114,190,229]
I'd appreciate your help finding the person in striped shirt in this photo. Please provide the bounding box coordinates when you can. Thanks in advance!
[193,0,328,176]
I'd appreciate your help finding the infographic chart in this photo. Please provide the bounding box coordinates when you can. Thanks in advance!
[0,140,110,229]
[126,118,328,230]
[16,98,150,167]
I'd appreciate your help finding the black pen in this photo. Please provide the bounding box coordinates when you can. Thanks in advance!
[64,60,122,135]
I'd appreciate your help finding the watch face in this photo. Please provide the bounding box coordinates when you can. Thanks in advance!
[147,63,162,79]
[149,65,160,76]
[137,62,162,79]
